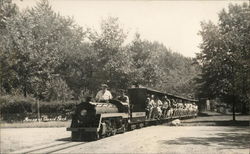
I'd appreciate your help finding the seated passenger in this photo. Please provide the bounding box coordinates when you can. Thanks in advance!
[171,99,177,116]
[148,95,156,119]
[150,95,156,107]
[162,96,170,117]
[117,89,129,104]
[152,96,162,119]
[117,89,130,113]
[167,105,173,117]
[95,84,113,102]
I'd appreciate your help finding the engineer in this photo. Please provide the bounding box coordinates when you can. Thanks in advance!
[95,84,113,102]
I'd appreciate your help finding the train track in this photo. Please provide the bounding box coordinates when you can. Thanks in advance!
[12,141,87,154]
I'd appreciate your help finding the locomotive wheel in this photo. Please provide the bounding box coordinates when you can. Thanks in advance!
[111,129,117,135]
[71,131,81,141]
[86,132,100,141]
[92,132,100,140]
[106,132,111,137]
[121,124,126,133]
[139,123,144,128]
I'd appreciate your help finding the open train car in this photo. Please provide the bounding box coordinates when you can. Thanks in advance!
[67,87,198,141]
[128,87,198,127]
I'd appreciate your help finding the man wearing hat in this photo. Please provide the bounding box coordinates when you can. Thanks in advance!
[95,84,113,102]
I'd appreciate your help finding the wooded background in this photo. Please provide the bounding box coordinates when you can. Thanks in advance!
[0,0,249,120]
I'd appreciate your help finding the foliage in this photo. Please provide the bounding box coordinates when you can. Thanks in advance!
[0,0,19,94]
[0,0,200,103]
[89,16,132,92]
[196,3,250,114]
[0,0,83,100]
[128,34,200,97]
[0,95,76,121]
[0,95,35,114]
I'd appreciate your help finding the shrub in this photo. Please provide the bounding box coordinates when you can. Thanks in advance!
[0,95,35,114]
[0,95,77,122]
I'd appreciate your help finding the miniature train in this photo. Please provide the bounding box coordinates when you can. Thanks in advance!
[67,87,198,141]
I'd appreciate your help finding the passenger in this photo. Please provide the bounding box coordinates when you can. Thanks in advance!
[155,96,163,107]
[162,96,170,118]
[117,89,130,113]
[148,95,156,119]
[152,96,162,119]
[117,89,129,104]
[193,103,198,115]
[188,104,192,115]
[150,95,156,107]
[167,104,173,117]
[145,97,151,119]
[95,84,113,102]
[171,99,177,116]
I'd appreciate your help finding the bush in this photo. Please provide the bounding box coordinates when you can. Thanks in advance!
[39,100,76,115]
[0,95,36,114]
[0,95,77,122]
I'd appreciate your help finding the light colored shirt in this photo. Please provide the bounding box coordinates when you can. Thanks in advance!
[156,100,163,107]
[95,90,112,101]
[149,100,156,107]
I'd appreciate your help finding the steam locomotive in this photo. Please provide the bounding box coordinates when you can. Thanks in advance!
[67,87,198,141]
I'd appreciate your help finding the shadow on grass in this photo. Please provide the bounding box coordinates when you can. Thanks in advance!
[198,112,216,117]
[183,120,249,126]
[161,128,250,149]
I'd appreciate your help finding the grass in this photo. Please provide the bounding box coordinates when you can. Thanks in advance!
[0,121,71,128]
[181,112,250,126]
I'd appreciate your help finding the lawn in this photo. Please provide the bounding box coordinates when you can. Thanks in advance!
[0,121,71,128]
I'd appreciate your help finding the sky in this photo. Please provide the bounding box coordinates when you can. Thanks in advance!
[14,0,248,57]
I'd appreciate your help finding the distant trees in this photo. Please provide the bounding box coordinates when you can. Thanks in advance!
[196,3,250,117]
[128,34,200,97]
[0,0,200,102]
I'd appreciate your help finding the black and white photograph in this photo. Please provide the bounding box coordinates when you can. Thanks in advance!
[0,0,249,153]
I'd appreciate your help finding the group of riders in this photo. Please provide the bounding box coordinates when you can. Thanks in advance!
[145,95,198,120]
[94,83,198,119]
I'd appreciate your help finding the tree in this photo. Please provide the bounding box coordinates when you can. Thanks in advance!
[0,0,19,94]
[196,3,250,119]
[1,0,86,100]
[1,0,200,101]
[129,33,200,97]
[90,16,132,92]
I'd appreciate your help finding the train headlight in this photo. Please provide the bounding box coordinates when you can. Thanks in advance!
[80,109,87,116]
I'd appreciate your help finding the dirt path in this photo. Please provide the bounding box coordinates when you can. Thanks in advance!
[1,126,249,154]
[1,113,249,153]
[55,126,249,154]
[0,128,70,153]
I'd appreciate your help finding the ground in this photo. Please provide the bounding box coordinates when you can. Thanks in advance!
[1,113,249,154]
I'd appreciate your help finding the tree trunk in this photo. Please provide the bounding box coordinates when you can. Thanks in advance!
[37,100,40,122]
[23,84,27,97]
[232,95,236,121]
[232,65,236,121]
